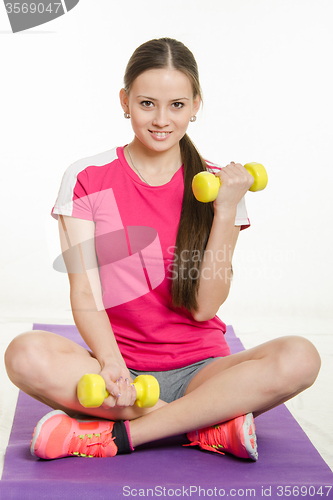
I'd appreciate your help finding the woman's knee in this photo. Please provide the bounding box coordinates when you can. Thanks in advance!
[273,335,321,393]
[5,330,60,386]
[5,331,45,383]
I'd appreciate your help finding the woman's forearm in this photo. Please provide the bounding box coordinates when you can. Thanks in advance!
[70,290,125,370]
[194,209,239,321]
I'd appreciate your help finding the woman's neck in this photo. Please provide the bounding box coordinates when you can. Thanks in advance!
[124,137,182,186]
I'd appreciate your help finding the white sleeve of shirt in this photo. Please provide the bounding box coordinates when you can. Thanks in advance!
[235,196,250,228]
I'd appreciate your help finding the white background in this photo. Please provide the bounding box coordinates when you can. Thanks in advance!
[0,0,332,471]
[1,0,332,323]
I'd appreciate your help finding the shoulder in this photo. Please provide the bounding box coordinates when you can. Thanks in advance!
[52,147,121,219]
[62,147,120,181]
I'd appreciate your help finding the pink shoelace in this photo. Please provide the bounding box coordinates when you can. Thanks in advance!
[68,429,117,458]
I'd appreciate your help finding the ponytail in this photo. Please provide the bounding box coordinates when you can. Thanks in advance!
[171,135,214,312]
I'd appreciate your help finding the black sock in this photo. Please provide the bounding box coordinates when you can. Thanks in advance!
[113,420,133,454]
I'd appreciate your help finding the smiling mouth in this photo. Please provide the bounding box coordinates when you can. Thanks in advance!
[149,130,172,137]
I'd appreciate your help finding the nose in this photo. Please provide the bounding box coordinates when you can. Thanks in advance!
[152,106,170,128]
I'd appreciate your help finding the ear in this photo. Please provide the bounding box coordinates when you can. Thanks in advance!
[119,88,129,113]
[192,94,201,116]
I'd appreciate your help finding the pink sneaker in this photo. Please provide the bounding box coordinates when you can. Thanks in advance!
[185,413,258,461]
[30,410,118,459]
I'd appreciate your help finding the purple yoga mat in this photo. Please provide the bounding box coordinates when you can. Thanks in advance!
[1,324,332,500]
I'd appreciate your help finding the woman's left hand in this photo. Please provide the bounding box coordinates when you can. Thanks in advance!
[214,162,254,213]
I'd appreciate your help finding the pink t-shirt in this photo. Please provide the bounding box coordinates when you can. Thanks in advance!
[52,146,250,371]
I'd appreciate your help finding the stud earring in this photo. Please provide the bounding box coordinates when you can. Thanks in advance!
[124,113,131,119]
[190,116,197,122]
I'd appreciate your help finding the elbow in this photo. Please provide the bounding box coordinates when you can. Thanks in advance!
[192,295,229,322]
[192,309,217,322]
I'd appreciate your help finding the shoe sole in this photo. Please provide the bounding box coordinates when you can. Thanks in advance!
[242,413,258,461]
[30,410,67,457]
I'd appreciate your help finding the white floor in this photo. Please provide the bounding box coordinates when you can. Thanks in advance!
[0,313,332,478]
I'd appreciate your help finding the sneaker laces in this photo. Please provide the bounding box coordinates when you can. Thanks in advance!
[68,428,117,458]
[184,425,227,455]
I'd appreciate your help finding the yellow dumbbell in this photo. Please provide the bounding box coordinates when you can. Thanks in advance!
[192,162,268,203]
[77,373,160,408]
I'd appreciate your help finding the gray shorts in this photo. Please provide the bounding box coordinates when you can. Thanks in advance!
[128,357,219,404]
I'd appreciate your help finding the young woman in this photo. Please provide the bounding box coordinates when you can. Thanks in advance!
[5,38,321,461]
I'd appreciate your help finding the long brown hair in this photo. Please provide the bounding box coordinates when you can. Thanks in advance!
[124,38,214,312]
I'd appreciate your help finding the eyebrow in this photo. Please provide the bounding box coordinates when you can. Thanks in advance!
[137,95,190,101]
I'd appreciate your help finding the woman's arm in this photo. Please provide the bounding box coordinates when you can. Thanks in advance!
[59,215,136,407]
[193,163,254,321]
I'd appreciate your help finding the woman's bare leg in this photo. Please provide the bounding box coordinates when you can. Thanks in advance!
[5,332,320,450]
[4,330,166,420]
[129,336,320,447]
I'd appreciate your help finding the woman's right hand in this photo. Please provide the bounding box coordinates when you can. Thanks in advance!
[99,361,137,409]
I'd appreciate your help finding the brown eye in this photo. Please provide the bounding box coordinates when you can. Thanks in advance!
[141,101,154,108]
[172,102,184,109]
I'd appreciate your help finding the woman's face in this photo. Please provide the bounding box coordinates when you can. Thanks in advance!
[120,68,201,154]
